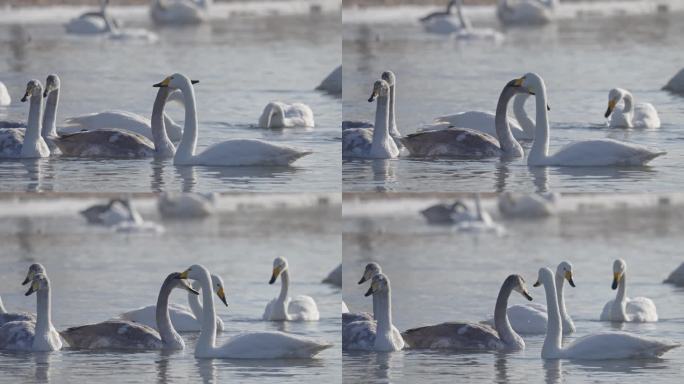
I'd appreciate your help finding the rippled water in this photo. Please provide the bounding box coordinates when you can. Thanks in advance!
[0,194,341,383]
[0,7,340,192]
[342,194,684,383]
[343,4,684,192]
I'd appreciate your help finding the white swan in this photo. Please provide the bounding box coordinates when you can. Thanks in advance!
[258,102,314,128]
[600,259,658,323]
[485,261,575,335]
[316,66,341,95]
[80,198,129,225]
[605,88,660,129]
[157,192,216,219]
[151,0,210,25]
[517,73,665,166]
[420,0,468,35]
[61,272,198,350]
[0,80,50,159]
[497,191,558,218]
[497,0,555,26]
[343,263,381,326]
[402,79,529,158]
[664,262,684,287]
[0,81,10,106]
[343,273,404,352]
[178,264,332,358]
[154,73,311,166]
[535,267,678,359]
[0,265,44,327]
[110,201,165,234]
[119,273,226,332]
[663,68,684,95]
[263,257,320,321]
[402,274,532,351]
[65,0,119,35]
[0,273,61,351]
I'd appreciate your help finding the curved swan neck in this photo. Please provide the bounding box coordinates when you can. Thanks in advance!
[155,277,182,346]
[455,0,471,29]
[197,267,217,353]
[554,273,571,326]
[495,86,523,157]
[614,274,627,319]
[388,85,399,138]
[188,280,203,322]
[42,88,59,138]
[24,93,44,152]
[513,94,535,135]
[529,82,550,164]
[174,80,199,163]
[622,92,634,114]
[493,278,518,345]
[151,87,176,158]
[370,92,394,157]
[278,270,290,302]
[542,272,562,357]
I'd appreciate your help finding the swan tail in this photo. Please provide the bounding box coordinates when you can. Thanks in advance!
[639,150,666,165]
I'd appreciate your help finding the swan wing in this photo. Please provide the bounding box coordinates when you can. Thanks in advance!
[60,320,163,350]
[342,319,376,351]
[287,295,320,321]
[342,312,373,325]
[284,103,315,127]
[626,297,658,322]
[119,304,200,331]
[435,111,523,134]
[55,129,155,158]
[0,128,25,158]
[342,127,373,158]
[402,322,504,350]
[633,103,661,129]
[62,111,153,139]
[0,312,35,327]
[563,331,679,359]
[262,298,277,320]
[0,320,35,351]
[189,139,311,166]
[548,139,665,166]
[401,128,501,158]
[599,299,614,321]
[213,331,331,359]
[158,193,213,218]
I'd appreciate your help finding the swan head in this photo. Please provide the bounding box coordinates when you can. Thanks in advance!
[533,267,555,288]
[260,102,286,128]
[381,71,396,87]
[605,88,627,118]
[167,272,199,295]
[507,274,533,301]
[269,256,289,284]
[515,73,545,97]
[43,74,60,97]
[25,273,49,296]
[22,263,46,286]
[20,80,43,103]
[358,262,382,284]
[210,274,228,306]
[612,258,627,290]
[364,273,389,297]
[556,261,575,287]
[368,79,390,103]
[153,74,199,90]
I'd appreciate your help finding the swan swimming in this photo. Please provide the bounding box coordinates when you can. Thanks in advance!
[497,191,558,218]
[154,73,312,166]
[420,200,470,224]
[65,0,119,35]
[258,102,315,128]
[343,263,381,325]
[600,259,658,323]
[604,88,661,129]
[0,81,10,106]
[485,261,574,335]
[402,274,532,351]
[316,66,341,95]
[664,262,684,287]
[61,272,199,350]
[497,0,556,26]
[343,273,404,352]
[516,73,665,166]
[420,0,468,35]
[157,192,216,219]
[151,0,211,25]
[263,257,320,321]
[80,198,133,226]
[535,267,678,359]
[119,273,226,332]
[0,264,43,327]
[0,272,62,352]
[178,264,332,358]
[342,79,399,159]
[0,80,50,159]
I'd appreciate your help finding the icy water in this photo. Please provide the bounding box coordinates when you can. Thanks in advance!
[0,194,341,383]
[342,193,684,384]
[343,2,684,193]
[0,4,340,192]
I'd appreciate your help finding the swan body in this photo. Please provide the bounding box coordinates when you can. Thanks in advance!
[316,66,341,95]
[663,68,684,95]
[157,192,216,219]
[0,80,50,159]
[322,264,342,287]
[0,297,35,327]
[154,73,311,166]
[179,264,331,359]
[420,0,468,35]
[518,73,665,166]
[62,110,183,143]
[535,267,677,359]
[263,257,320,321]
[420,200,470,224]
[497,0,555,26]
[65,0,118,35]
[664,262,684,286]
[151,0,210,25]
[0,273,61,352]
[605,88,660,129]
[80,199,130,225]
[600,259,658,323]
[119,274,225,332]
[343,273,404,352]
[0,81,10,106]
[402,275,532,351]
[258,102,314,128]
[497,191,558,218]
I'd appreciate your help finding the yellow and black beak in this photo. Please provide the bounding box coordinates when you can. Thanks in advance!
[565,271,576,288]
[178,278,199,295]
[269,266,282,285]
[533,280,541,288]
[25,280,39,296]
[153,77,171,88]
[605,99,616,118]
[611,272,621,290]
[217,287,228,307]
[177,269,190,280]
[21,270,34,286]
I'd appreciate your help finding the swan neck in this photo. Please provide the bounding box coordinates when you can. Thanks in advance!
[495,86,522,157]
[175,82,198,162]
[0,297,6,314]
[513,95,535,135]
[388,85,398,137]
[151,88,175,157]
[542,274,563,356]
[622,93,634,114]
[35,286,52,339]
[374,289,393,339]
[370,93,394,157]
[614,274,627,318]
[455,0,471,29]
[555,274,569,322]
[155,277,181,345]
[278,270,290,303]
[197,268,216,352]
[25,94,44,148]
[42,89,59,138]
[188,280,203,322]
[493,279,518,345]
[529,85,550,163]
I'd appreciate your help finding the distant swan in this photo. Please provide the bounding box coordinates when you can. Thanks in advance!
[157,192,216,218]
[65,0,119,35]
[420,200,470,224]
[604,88,660,129]
[178,264,332,358]
[517,73,665,166]
[263,257,320,321]
[420,0,468,35]
[0,80,50,159]
[258,102,314,128]
[316,66,341,95]
[535,267,678,359]
[600,259,658,323]
[0,273,62,351]
[402,274,532,351]
[343,273,404,351]
[155,73,312,166]
[497,0,555,26]
[497,191,558,218]
[61,272,199,350]
[151,0,211,25]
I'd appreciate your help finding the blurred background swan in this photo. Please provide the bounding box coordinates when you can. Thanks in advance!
[497,0,556,26]
[604,88,661,129]
[65,0,119,35]
[151,0,211,25]
[0,81,11,106]
[316,66,341,96]
[258,102,315,128]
